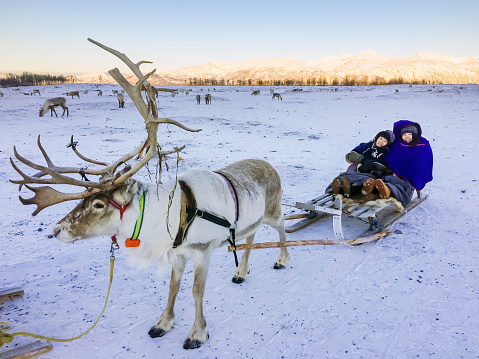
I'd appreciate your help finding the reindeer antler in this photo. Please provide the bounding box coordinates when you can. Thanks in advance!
[87,38,201,185]
[10,39,202,215]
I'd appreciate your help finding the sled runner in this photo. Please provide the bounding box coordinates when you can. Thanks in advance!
[283,192,428,240]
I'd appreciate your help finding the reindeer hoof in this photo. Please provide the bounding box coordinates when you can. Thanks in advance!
[148,326,168,338]
[273,263,286,270]
[232,275,245,284]
[183,337,206,349]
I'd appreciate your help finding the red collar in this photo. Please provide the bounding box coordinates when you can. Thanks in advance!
[108,198,130,219]
[109,198,131,249]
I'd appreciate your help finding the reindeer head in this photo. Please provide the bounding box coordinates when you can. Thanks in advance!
[10,39,201,243]
[53,180,140,243]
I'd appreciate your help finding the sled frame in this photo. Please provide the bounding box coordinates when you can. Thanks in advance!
[283,192,428,240]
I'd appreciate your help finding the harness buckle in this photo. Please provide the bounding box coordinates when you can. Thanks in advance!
[110,236,120,258]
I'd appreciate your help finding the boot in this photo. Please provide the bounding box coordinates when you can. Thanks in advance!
[332,177,342,195]
[362,178,375,195]
[375,179,391,199]
[341,177,351,197]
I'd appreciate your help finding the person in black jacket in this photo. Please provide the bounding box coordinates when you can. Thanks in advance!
[331,130,395,197]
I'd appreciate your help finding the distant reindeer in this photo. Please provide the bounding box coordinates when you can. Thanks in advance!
[95,90,103,96]
[31,89,41,96]
[196,94,201,105]
[12,88,20,92]
[251,90,260,95]
[39,97,69,117]
[66,91,80,99]
[112,90,119,95]
[205,93,212,104]
[395,89,399,94]
[0,92,3,97]
[270,89,274,94]
[117,93,125,108]
[272,93,282,101]
[83,90,89,94]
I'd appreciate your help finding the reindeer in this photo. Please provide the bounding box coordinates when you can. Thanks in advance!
[0,92,3,97]
[95,89,103,96]
[39,97,69,117]
[251,90,260,95]
[205,93,212,104]
[117,93,125,108]
[10,38,289,350]
[196,94,201,104]
[83,90,89,95]
[272,93,282,101]
[112,90,119,95]
[66,91,80,99]
[32,89,41,96]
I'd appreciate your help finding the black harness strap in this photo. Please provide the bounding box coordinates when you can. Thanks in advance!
[215,172,240,267]
[173,178,240,267]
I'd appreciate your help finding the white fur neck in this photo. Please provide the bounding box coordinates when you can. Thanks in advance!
[116,179,181,268]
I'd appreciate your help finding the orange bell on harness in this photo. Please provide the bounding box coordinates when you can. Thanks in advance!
[125,238,141,247]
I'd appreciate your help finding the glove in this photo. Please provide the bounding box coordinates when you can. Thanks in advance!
[370,170,383,179]
[358,159,375,173]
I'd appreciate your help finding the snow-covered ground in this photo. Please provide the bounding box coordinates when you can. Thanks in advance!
[1,83,478,358]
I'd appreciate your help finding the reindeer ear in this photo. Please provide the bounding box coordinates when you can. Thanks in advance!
[124,178,139,195]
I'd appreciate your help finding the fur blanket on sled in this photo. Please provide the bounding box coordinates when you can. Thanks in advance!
[338,193,405,213]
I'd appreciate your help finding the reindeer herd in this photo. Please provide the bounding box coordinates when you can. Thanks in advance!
[2,83,288,121]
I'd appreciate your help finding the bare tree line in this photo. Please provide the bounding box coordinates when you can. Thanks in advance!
[186,74,476,87]
[0,72,72,87]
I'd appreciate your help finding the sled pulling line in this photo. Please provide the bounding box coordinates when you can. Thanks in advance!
[228,229,391,251]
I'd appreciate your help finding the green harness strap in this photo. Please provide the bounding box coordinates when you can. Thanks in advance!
[125,191,146,247]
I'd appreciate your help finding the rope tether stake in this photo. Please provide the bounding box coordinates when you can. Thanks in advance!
[0,248,116,348]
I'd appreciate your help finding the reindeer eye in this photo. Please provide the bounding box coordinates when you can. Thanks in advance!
[93,202,105,209]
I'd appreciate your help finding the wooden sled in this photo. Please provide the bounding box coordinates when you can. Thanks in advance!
[283,191,428,240]
[226,192,427,253]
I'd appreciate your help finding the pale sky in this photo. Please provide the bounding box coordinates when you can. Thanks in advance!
[1,0,478,75]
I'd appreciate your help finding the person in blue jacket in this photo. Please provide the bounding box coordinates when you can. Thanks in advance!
[374,120,433,207]
[331,130,395,197]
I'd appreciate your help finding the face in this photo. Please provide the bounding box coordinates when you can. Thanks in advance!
[375,136,388,148]
[52,193,119,243]
[402,133,413,143]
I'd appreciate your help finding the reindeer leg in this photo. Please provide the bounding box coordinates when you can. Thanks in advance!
[51,107,58,118]
[148,255,187,338]
[273,216,289,269]
[183,250,211,349]
[232,234,255,284]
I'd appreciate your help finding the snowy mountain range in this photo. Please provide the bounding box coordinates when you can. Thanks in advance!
[75,50,479,85]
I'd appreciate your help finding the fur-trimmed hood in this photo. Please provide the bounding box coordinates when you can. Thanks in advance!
[386,120,433,190]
